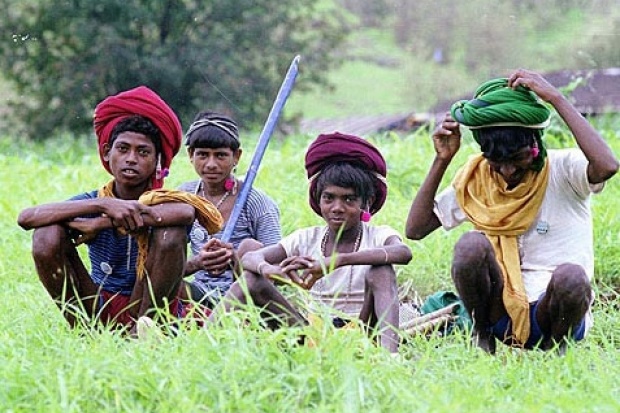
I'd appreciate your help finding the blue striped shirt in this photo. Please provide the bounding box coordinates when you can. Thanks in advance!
[178,180,281,291]
[69,190,139,295]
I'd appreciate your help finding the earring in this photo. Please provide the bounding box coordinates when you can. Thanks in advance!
[531,142,540,158]
[360,209,372,223]
[224,177,235,192]
[155,154,169,180]
[224,164,237,192]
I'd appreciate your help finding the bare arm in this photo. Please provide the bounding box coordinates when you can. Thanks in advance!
[508,69,619,184]
[405,114,462,240]
[241,244,288,275]
[18,197,194,232]
[334,235,412,267]
[298,235,412,290]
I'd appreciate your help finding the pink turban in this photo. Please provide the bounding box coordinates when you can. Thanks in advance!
[93,86,182,189]
[305,132,388,216]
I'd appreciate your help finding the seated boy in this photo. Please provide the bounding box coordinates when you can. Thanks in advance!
[210,132,412,353]
[18,86,222,333]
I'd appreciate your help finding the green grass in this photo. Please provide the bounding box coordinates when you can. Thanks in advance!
[2,123,620,412]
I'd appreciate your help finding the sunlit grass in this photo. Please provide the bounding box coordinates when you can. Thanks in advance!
[1,127,619,412]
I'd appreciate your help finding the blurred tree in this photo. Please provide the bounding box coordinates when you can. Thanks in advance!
[0,0,348,139]
[581,17,620,68]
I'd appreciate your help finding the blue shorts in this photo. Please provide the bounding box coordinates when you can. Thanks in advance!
[491,294,586,349]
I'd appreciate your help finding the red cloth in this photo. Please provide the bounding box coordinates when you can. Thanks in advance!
[304,131,387,216]
[93,86,182,189]
[99,290,210,327]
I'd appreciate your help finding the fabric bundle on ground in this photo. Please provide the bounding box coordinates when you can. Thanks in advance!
[304,131,387,216]
[94,86,183,189]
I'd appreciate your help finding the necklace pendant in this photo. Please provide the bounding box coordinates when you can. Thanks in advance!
[192,227,206,241]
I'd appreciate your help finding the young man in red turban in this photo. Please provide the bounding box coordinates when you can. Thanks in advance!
[209,132,412,353]
[18,86,222,334]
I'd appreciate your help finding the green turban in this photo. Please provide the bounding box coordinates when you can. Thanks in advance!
[450,78,551,171]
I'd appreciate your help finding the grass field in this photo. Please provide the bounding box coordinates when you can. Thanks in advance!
[1,121,619,411]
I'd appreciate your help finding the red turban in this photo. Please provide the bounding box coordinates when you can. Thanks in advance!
[305,131,388,216]
[93,86,182,189]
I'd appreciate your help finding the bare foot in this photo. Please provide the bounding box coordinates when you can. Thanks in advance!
[472,331,496,354]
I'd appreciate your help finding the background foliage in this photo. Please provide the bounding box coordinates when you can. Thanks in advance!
[2,0,619,139]
[0,0,348,139]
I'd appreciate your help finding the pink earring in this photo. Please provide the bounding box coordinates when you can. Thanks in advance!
[225,164,238,192]
[360,210,371,223]
[224,178,234,191]
[531,142,540,158]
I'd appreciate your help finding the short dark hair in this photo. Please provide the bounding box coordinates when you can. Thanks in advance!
[110,115,162,157]
[186,112,240,151]
[313,162,376,207]
[477,126,538,161]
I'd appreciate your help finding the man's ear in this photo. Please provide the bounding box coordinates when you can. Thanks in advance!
[187,147,194,160]
[233,148,243,164]
[102,143,111,162]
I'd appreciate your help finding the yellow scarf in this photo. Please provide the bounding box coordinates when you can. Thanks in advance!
[452,155,549,344]
[98,181,224,280]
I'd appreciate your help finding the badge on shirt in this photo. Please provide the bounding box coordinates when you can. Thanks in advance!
[192,227,206,241]
[100,262,113,275]
[536,221,549,234]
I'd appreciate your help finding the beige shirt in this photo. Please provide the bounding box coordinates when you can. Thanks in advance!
[279,224,401,317]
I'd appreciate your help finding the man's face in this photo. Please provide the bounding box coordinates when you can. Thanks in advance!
[189,147,240,187]
[104,131,157,188]
[319,185,363,232]
[485,146,535,189]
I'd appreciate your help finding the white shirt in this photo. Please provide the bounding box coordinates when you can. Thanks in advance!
[434,149,603,302]
[279,224,401,316]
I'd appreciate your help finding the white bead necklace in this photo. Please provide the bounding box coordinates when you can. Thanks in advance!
[200,181,231,210]
[318,223,363,297]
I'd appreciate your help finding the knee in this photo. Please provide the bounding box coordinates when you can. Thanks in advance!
[365,265,397,290]
[240,270,272,296]
[150,226,187,253]
[548,264,592,308]
[237,239,264,258]
[31,225,66,263]
[452,231,493,276]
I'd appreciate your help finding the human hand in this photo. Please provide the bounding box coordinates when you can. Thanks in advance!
[432,113,461,161]
[507,68,563,104]
[100,198,161,232]
[66,217,108,245]
[194,238,234,276]
[276,256,318,289]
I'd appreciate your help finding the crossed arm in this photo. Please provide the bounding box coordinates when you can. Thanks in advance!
[241,235,412,290]
[18,197,195,242]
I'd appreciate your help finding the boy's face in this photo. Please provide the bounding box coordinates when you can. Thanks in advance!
[319,185,363,232]
[103,131,157,188]
[485,146,535,189]
[189,147,241,187]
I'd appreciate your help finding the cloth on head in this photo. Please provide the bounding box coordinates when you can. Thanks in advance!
[450,78,551,171]
[94,86,183,189]
[452,154,550,345]
[304,132,387,216]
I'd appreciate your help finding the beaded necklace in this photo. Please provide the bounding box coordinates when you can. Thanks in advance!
[199,181,231,210]
[318,223,363,297]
